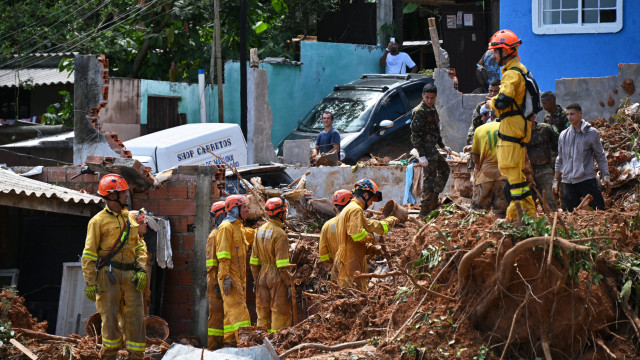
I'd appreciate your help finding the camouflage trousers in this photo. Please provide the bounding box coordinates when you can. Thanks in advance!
[532,166,557,212]
[420,151,450,216]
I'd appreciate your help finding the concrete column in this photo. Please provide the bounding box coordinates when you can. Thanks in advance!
[377,0,393,46]
[73,55,119,164]
[193,166,211,345]
[247,68,277,164]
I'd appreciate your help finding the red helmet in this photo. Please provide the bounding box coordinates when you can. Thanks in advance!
[130,208,148,224]
[354,178,382,202]
[210,201,226,218]
[265,197,288,217]
[97,174,129,196]
[224,195,248,212]
[333,189,353,206]
[488,29,521,51]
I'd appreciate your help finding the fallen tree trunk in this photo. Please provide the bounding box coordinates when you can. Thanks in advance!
[14,327,81,344]
[354,270,402,279]
[457,241,491,292]
[280,340,369,358]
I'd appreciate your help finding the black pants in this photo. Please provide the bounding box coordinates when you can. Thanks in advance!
[561,178,605,212]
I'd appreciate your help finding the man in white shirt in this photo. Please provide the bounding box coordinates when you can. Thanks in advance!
[380,41,417,74]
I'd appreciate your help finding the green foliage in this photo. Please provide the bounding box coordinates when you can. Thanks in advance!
[473,344,491,360]
[394,286,413,302]
[414,244,443,270]
[614,253,640,305]
[508,213,552,240]
[0,320,14,348]
[401,343,419,357]
[42,90,73,128]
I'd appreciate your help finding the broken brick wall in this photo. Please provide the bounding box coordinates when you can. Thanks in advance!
[13,164,225,338]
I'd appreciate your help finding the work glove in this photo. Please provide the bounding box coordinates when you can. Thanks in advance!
[85,285,99,302]
[601,175,612,193]
[383,216,399,228]
[552,179,560,198]
[418,156,428,167]
[444,146,452,154]
[131,270,147,292]
[365,244,383,256]
[222,276,235,296]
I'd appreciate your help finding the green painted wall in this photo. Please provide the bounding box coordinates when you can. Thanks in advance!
[220,41,384,148]
[140,41,384,149]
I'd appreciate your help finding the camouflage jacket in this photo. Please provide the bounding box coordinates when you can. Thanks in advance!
[526,122,558,167]
[544,105,569,134]
[467,101,487,145]
[411,101,445,157]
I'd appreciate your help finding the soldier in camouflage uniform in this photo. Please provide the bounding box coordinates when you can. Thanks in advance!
[411,84,451,217]
[467,79,501,145]
[541,91,569,134]
[526,120,558,212]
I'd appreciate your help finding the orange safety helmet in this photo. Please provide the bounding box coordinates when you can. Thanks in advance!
[224,195,249,212]
[488,29,521,52]
[354,178,382,202]
[97,174,129,196]
[130,208,148,224]
[210,201,226,218]
[265,197,288,217]
[332,189,353,206]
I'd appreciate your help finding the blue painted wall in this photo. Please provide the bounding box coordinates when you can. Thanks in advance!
[500,1,640,92]
[220,41,384,148]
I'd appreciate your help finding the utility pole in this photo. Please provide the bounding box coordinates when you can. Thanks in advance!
[240,0,248,136]
[214,0,224,122]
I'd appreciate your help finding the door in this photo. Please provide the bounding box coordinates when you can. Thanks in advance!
[144,96,183,135]
[439,5,488,93]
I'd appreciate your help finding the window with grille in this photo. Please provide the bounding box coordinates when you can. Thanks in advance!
[532,0,623,34]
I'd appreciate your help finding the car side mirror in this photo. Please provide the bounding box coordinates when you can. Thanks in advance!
[378,119,394,135]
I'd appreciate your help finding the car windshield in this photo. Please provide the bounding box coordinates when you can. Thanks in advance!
[297,90,380,133]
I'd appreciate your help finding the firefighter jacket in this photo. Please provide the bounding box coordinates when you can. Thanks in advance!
[82,205,147,286]
[490,57,530,143]
[319,216,339,263]
[334,199,392,291]
[250,219,290,272]
[206,228,220,294]
[215,219,248,282]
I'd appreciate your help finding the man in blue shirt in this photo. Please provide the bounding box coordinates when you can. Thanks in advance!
[312,111,341,163]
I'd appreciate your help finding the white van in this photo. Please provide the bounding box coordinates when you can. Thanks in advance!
[124,123,248,173]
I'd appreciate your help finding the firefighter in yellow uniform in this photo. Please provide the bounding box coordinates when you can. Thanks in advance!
[334,179,398,291]
[216,195,252,345]
[488,29,536,220]
[250,197,293,333]
[319,189,353,282]
[206,201,226,349]
[81,174,147,360]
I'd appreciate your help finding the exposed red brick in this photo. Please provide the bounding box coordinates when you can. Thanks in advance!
[156,199,196,216]
[167,183,189,199]
[47,167,67,183]
[85,155,105,165]
[187,183,197,199]
[170,234,180,250]
[169,216,188,233]
[131,199,159,214]
[164,286,193,304]
[132,189,149,200]
[166,320,191,337]
[165,270,194,287]
[181,234,194,252]
[177,165,199,176]
[172,252,194,269]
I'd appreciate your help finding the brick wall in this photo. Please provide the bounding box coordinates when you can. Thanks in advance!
[15,164,226,337]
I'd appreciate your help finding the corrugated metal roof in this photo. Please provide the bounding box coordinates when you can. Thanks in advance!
[0,68,73,88]
[0,167,102,205]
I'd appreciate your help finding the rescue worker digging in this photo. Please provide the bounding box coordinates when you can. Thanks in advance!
[81,174,147,360]
[318,189,353,281]
[250,197,293,333]
[488,30,537,220]
[216,195,252,345]
[206,201,226,350]
[334,179,398,291]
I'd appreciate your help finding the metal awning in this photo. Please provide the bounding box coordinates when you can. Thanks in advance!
[0,67,73,88]
[0,167,103,216]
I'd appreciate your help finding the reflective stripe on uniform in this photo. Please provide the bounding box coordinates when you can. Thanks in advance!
[330,223,337,233]
[135,244,145,251]
[276,259,290,268]
[351,228,367,242]
[208,328,224,336]
[320,253,331,262]
[510,186,529,196]
[268,329,277,333]
[206,258,218,267]
[126,340,146,352]
[82,250,98,261]
[250,256,261,265]
[216,251,231,259]
[223,320,251,333]
[381,221,389,235]
[102,336,123,349]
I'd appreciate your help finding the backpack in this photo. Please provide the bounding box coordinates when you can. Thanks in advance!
[508,67,542,120]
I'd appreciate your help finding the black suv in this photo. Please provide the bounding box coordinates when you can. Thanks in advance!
[277,73,434,164]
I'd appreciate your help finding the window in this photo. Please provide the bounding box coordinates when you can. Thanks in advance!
[532,0,623,34]
[376,93,405,123]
